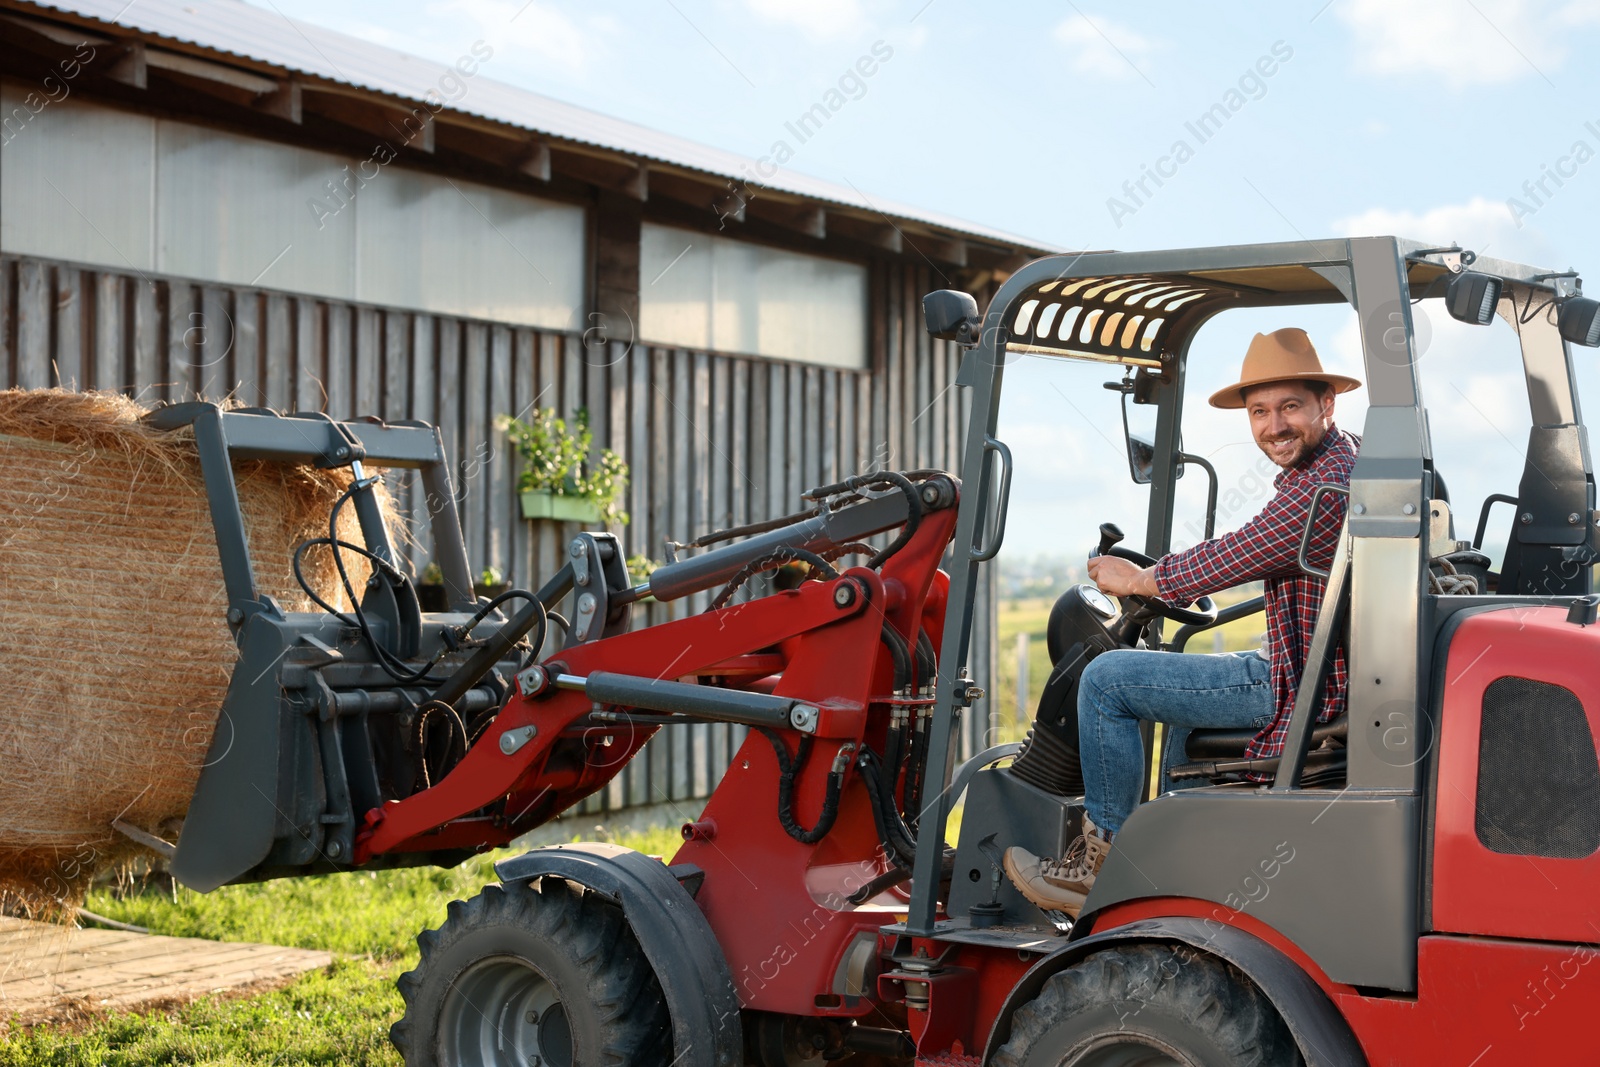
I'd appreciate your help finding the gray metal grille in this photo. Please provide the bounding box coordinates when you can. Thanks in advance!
[1475,676,1600,859]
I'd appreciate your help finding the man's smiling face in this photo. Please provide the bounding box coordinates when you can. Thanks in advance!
[1244,380,1335,468]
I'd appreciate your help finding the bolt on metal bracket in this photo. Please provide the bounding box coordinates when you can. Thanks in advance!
[499,724,538,755]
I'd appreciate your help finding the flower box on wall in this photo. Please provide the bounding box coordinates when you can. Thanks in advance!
[519,490,603,523]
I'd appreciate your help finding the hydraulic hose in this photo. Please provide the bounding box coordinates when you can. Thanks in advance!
[914,629,936,690]
[857,747,919,868]
[759,729,845,845]
[709,547,838,611]
[880,625,913,692]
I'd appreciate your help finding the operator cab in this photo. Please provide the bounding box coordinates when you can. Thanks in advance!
[918,238,1600,954]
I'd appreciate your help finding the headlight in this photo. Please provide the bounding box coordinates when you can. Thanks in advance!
[1558,297,1600,347]
[1444,271,1502,326]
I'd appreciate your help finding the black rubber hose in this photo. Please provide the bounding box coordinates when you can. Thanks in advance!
[880,624,913,692]
[295,535,442,685]
[801,471,923,570]
[913,629,936,690]
[709,547,839,611]
[857,748,919,866]
[859,763,913,869]
[821,541,876,564]
[903,707,929,828]
[860,473,922,570]
[845,849,959,906]
[846,865,908,905]
[759,729,844,845]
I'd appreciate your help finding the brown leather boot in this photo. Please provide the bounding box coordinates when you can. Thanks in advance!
[1002,814,1113,919]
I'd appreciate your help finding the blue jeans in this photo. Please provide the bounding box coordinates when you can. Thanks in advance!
[1079,648,1275,834]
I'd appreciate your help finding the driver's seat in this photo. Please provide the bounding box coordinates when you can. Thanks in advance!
[1184,717,1347,760]
[1175,715,1349,788]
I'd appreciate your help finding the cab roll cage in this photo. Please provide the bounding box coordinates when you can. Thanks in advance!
[906,236,1596,936]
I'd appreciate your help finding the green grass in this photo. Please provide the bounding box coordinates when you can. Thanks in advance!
[0,826,684,1066]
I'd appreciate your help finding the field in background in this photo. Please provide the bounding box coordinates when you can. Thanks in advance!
[993,586,1267,742]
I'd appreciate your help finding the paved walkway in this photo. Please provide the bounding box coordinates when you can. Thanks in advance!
[0,915,333,1024]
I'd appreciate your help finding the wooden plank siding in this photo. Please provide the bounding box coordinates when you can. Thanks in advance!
[0,252,999,819]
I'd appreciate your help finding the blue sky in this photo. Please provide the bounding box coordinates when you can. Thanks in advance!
[256,0,1600,562]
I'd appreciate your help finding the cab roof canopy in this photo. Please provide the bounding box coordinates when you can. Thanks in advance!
[997,238,1570,370]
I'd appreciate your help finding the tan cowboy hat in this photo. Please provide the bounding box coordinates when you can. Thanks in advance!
[1207,328,1362,409]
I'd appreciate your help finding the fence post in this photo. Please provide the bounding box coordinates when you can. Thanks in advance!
[1015,632,1030,725]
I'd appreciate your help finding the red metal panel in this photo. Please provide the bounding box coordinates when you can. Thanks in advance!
[1092,882,1600,1062]
[1336,936,1600,1065]
[1432,606,1600,942]
[671,508,962,1016]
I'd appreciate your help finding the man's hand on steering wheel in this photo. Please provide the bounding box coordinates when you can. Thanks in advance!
[1086,555,1157,598]
[1087,523,1219,629]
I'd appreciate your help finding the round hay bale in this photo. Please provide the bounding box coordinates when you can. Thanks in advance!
[0,389,396,915]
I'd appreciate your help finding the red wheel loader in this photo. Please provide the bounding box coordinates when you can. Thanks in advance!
[158,236,1600,1065]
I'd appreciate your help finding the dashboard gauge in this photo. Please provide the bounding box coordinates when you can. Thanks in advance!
[1080,585,1117,618]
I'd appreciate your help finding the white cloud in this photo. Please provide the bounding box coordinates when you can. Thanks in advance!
[1332,195,1556,266]
[1052,14,1160,82]
[1336,0,1600,89]
[745,0,867,41]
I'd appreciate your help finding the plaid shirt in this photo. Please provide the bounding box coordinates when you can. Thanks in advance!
[1154,426,1359,763]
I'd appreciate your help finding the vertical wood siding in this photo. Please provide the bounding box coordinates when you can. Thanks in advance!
[0,253,999,818]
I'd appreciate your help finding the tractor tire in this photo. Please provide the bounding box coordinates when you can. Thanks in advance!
[992,943,1302,1067]
[391,876,672,1067]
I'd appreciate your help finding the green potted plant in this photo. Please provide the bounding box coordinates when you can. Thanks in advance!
[475,565,509,601]
[415,563,511,609]
[417,561,447,612]
[497,408,629,525]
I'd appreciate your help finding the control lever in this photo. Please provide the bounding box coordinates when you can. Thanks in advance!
[1093,522,1124,559]
[969,833,1007,928]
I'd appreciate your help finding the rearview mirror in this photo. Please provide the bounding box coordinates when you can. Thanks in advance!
[1127,433,1184,485]
[923,290,981,344]
[1128,433,1156,485]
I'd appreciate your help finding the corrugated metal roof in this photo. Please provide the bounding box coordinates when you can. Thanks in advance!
[18,0,1060,254]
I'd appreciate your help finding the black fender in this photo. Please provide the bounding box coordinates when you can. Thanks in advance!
[495,842,742,1067]
[980,917,1367,1067]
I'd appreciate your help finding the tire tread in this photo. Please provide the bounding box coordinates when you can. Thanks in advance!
[993,943,1301,1067]
[391,876,672,1066]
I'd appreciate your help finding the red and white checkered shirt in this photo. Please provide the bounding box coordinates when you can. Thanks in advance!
[1154,426,1359,763]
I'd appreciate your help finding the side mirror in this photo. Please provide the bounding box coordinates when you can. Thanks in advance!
[1128,433,1158,485]
[923,290,981,344]
[1127,434,1184,485]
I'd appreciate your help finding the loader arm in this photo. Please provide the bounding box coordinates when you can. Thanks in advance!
[359,488,962,859]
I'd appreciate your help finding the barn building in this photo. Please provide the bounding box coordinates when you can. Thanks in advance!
[0,0,1054,822]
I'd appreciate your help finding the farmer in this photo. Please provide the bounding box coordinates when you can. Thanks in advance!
[1005,327,1361,917]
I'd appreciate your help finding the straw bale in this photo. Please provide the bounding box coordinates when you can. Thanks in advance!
[0,390,397,915]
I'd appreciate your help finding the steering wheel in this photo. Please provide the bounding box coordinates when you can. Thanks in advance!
[1093,522,1218,628]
